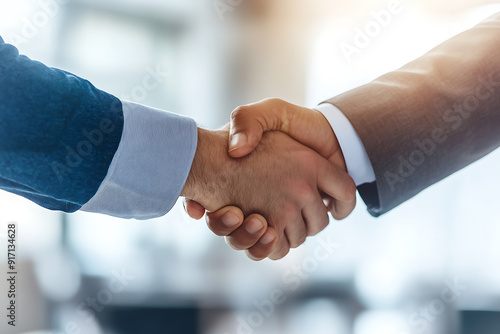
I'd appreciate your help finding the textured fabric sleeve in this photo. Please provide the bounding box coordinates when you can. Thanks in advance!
[325,12,500,217]
[81,101,197,219]
[0,36,124,212]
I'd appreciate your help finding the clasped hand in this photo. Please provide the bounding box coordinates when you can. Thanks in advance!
[181,99,356,260]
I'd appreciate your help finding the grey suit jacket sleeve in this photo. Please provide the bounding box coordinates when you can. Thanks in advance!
[325,12,500,217]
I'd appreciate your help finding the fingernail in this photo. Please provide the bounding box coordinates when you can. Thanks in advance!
[260,232,276,245]
[229,133,247,151]
[221,212,239,227]
[245,218,263,234]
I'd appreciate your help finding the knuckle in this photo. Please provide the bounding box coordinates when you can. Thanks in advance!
[264,97,284,105]
[343,178,357,202]
[206,218,226,237]
[246,248,266,261]
[308,229,320,237]
[283,209,301,230]
[269,214,288,234]
[308,226,322,237]
[308,217,329,236]
[334,213,348,221]
[225,236,248,250]
[331,199,356,221]
[231,106,250,120]
[290,235,306,249]
[296,181,315,200]
[333,206,353,221]
[331,211,345,221]
[291,180,315,204]
[273,247,290,260]
[270,237,290,260]
[247,254,264,262]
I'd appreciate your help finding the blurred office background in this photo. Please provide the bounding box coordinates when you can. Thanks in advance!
[1,0,500,333]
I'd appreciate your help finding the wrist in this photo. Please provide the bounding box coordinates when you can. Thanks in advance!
[181,128,234,211]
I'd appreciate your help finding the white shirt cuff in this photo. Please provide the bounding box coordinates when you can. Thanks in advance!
[81,101,198,220]
[313,103,376,186]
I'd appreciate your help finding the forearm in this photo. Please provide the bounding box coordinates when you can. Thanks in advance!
[327,12,500,216]
[0,36,123,211]
[0,37,198,219]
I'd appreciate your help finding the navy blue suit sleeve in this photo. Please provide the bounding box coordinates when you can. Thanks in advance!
[0,37,124,212]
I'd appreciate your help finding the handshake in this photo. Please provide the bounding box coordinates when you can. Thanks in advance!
[0,14,495,261]
[180,98,357,261]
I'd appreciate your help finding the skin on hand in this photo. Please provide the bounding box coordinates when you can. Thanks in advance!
[181,128,356,260]
[185,98,357,260]
[228,98,341,160]
[184,199,279,260]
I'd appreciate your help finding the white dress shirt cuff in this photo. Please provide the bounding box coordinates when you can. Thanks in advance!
[81,101,198,220]
[313,103,376,186]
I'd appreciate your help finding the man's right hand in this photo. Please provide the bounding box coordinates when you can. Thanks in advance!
[227,98,355,219]
[185,99,357,260]
[181,126,355,260]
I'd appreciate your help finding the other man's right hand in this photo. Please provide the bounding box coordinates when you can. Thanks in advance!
[185,99,357,260]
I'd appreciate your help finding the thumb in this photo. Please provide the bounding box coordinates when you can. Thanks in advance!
[228,98,326,158]
[228,106,266,158]
[183,199,206,220]
[228,98,292,158]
